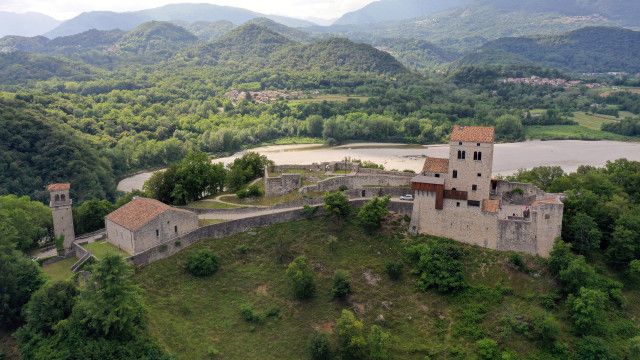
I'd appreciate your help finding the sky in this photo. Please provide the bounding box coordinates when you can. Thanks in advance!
[0,0,375,21]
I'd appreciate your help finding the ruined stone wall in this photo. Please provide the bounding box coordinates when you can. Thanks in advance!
[533,203,564,257]
[264,173,302,197]
[301,174,412,194]
[495,180,546,198]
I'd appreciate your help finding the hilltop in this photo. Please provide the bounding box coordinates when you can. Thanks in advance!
[459,27,640,73]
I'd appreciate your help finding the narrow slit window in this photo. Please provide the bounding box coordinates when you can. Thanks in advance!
[453,170,458,179]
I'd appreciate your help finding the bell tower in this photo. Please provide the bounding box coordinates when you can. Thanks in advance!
[47,183,75,251]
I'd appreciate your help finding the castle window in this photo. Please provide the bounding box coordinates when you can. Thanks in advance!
[453,170,458,178]
[468,200,481,207]
[462,151,466,159]
[458,142,462,145]
[456,202,460,207]
[477,143,480,147]
[156,229,159,237]
[477,173,482,177]
[435,173,440,178]
[174,225,178,233]
[472,185,477,191]
[55,194,60,201]
[473,152,483,161]
[478,152,482,161]
[61,194,65,201]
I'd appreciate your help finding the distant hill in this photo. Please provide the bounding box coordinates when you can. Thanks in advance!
[0,11,60,37]
[45,3,315,38]
[182,21,235,41]
[245,18,312,42]
[459,27,640,73]
[116,21,197,58]
[334,0,470,25]
[0,52,96,85]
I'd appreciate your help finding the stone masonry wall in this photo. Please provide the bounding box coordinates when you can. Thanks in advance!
[301,174,412,194]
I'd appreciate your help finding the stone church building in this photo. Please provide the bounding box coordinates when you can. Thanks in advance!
[105,197,198,255]
[410,125,564,257]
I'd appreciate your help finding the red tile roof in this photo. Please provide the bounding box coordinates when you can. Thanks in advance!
[450,125,495,143]
[47,183,71,192]
[106,197,192,232]
[422,157,449,174]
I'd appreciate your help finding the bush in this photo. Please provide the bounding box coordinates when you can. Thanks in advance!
[368,325,390,360]
[548,239,573,276]
[331,270,352,299]
[356,196,390,232]
[628,336,640,359]
[476,338,500,360]
[336,310,367,360]
[237,184,263,199]
[508,253,528,273]
[240,304,264,324]
[286,256,316,300]
[186,250,220,277]
[569,287,608,335]
[308,332,332,360]
[338,185,349,192]
[410,241,466,294]
[577,336,616,360]
[384,260,403,281]
[302,205,319,219]
[324,191,351,219]
[531,313,560,344]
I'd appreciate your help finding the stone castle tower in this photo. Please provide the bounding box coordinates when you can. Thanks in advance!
[47,183,75,250]
[446,126,495,202]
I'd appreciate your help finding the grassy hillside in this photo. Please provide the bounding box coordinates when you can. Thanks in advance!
[134,217,640,359]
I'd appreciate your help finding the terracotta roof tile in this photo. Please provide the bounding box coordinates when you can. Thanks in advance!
[450,125,495,143]
[106,197,192,232]
[482,199,500,213]
[47,183,70,191]
[422,157,449,174]
[531,195,563,207]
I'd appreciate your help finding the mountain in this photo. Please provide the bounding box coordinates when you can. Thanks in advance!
[245,18,312,42]
[116,21,197,57]
[182,21,235,41]
[459,27,640,73]
[184,23,293,66]
[0,52,97,85]
[372,38,462,69]
[0,11,60,37]
[45,3,314,38]
[334,0,470,25]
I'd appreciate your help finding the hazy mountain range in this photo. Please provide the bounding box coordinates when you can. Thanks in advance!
[0,11,60,37]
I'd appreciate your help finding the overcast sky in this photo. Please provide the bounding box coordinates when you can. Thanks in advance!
[0,0,375,20]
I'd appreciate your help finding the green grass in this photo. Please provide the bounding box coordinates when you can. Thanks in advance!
[572,111,619,130]
[525,125,633,141]
[262,137,325,145]
[199,219,227,226]
[134,218,632,360]
[188,200,242,210]
[83,241,129,260]
[42,257,77,282]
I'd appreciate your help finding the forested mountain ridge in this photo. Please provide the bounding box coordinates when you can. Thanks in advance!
[334,0,470,25]
[115,21,198,58]
[459,27,640,73]
[0,11,60,37]
[44,3,315,39]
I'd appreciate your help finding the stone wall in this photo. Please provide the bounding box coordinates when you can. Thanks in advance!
[446,141,494,202]
[128,200,412,267]
[264,172,302,197]
[301,174,412,194]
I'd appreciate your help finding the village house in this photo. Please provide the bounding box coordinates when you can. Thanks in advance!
[105,197,198,255]
[409,125,564,257]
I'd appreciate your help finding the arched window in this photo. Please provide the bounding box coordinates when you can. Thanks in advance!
[462,151,466,159]
[55,194,60,201]
[61,194,66,202]
[457,150,462,159]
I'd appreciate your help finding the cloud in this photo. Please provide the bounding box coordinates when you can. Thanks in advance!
[0,0,374,21]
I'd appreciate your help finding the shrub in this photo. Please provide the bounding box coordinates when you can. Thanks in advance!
[384,260,403,281]
[286,256,316,300]
[476,338,500,360]
[628,336,640,359]
[356,196,390,232]
[565,212,602,255]
[308,332,333,360]
[559,256,596,294]
[629,259,640,282]
[338,185,349,192]
[186,250,220,277]
[411,241,466,294]
[548,239,573,276]
[569,287,608,335]
[577,336,615,360]
[302,205,319,219]
[368,325,390,360]
[174,240,182,247]
[508,253,528,273]
[237,184,263,199]
[240,304,264,324]
[331,270,352,299]
[531,313,560,344]
[336,310,367,360]
[324,191,351,219]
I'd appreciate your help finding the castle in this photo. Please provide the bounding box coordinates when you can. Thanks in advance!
[409,126,564,257]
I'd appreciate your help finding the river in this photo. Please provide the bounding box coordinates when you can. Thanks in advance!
[117,140,640,192]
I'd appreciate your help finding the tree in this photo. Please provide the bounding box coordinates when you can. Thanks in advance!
[227,152,272,192]
[0,242,45,329]
[548,239,573,276]
[412,241,466,294]
[18,281,78,336]
[73,199,115,235]
[0,195,52,251]
[356,197,390,232]
[186,250,220,277]
[508,166,565,191]
[331,270,352,300]
[559,256,596,294]
[308,332,332,360]
[306,115,324,137]
[569,287,608,335]
[495,114,524,142]
[367,325,390,360]
[336,310,367,360]
[577,336,615,360]
[324,191,351,219]
[565,212,602,255]
[286,256,316,300]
